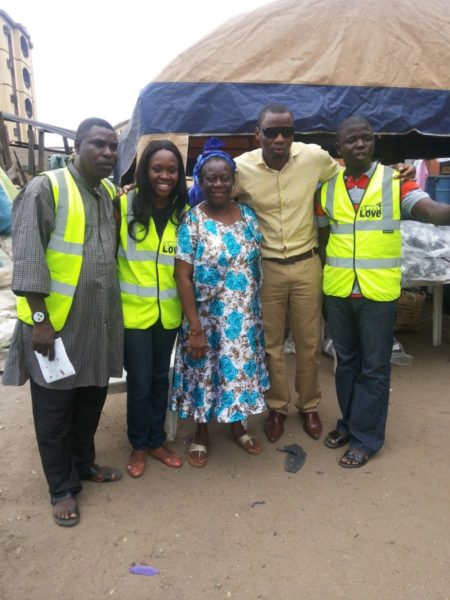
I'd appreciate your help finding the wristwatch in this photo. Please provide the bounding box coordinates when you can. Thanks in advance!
[32,311,49,324]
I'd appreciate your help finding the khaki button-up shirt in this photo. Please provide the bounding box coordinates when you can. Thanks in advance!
[234,142,340,259]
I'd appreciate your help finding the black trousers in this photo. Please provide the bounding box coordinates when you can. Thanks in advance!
[30,379,107,499]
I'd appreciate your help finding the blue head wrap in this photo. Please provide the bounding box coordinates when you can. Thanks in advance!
[188,137,237,207]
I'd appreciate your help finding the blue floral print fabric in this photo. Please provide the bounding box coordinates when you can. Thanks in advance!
[170,203,269,423]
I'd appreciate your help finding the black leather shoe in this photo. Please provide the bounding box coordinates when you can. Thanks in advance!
[264,410,286,443]
[300,411,323,439]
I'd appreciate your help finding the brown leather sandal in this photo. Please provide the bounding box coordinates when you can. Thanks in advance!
[232,433,262,455]
[187,443,208,468]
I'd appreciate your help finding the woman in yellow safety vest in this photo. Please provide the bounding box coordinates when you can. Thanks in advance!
[117,140,189,478]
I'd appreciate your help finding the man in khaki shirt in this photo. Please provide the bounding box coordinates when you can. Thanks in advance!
[234,104,340,443]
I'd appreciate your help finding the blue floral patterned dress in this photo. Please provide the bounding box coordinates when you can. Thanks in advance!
[170,203,269,423]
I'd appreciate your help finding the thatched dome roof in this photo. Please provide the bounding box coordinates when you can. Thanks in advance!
[119,0,450,175]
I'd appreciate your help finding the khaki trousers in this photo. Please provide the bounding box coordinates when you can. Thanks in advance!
[261,255,322,415]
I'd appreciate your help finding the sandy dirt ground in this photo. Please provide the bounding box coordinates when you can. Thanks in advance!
[1,306,449,600]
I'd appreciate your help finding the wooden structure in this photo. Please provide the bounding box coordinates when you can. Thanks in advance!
[0,111,75,185]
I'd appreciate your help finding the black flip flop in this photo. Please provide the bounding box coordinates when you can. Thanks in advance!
[338,449,370,469]
[324,429,349,449]
[54,507,80,527]
[51,493,80,527]
[80,464,122,483]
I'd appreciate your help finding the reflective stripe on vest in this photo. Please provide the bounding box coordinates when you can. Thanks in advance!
[326,257,401,269]
[320,164,402,302]
[17,168,116,330]
[330,219,400,234]
[117,191,187,329]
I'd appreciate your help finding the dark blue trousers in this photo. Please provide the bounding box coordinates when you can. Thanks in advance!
[324,295,397,455]
[124,320,177,450]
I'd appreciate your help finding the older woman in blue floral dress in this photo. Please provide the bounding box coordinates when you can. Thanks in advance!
[170,140,269,467]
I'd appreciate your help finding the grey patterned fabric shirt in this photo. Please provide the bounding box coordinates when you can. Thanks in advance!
[2,164,124,389]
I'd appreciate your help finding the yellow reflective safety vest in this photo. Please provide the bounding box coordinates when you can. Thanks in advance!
[117,191,187,329]
[17,168,117,330]
[320,164,402,301]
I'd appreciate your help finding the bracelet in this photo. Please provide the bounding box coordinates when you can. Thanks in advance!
[188,329,204,336]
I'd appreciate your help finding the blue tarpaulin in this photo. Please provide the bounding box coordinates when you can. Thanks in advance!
[118,0,450,177]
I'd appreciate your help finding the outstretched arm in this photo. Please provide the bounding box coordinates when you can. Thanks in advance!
[411,196,450,226]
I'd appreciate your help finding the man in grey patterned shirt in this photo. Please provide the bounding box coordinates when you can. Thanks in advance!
[3,118,124,527]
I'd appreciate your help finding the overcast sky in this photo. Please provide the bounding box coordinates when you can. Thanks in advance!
[3,0,274,131]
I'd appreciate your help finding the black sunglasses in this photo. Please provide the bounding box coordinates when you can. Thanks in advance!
[261,126,295,139]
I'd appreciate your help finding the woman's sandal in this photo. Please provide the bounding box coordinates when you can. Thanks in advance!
[232,433,262,455]
[80,464,123,483]
[127,450,147,478]
[324,429,349,449]
[338,448,370,469]
[187,443,208,468]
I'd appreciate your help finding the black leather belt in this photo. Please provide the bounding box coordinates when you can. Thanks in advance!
[263,248,318,265]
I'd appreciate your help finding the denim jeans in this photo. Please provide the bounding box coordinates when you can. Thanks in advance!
[324,295,397,455]
[124,320,178,450]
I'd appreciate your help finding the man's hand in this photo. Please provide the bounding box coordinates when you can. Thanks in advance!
[120,183,136,195]
[32,321,56,360]
[394,163,416,182]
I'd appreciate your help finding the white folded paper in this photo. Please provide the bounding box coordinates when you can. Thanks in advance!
[34,337,75,383]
